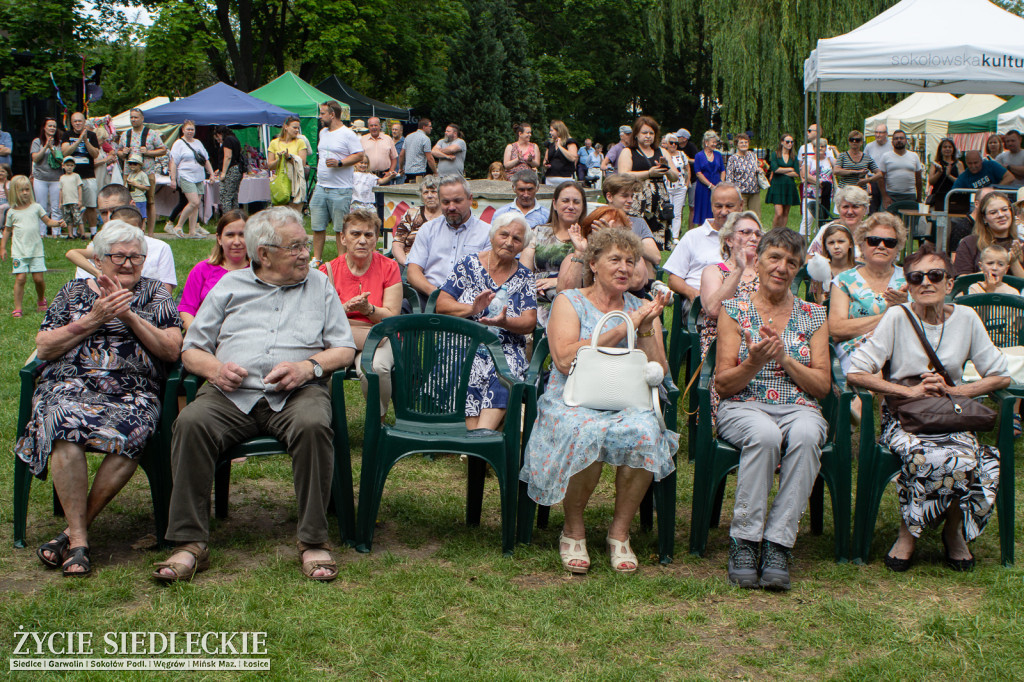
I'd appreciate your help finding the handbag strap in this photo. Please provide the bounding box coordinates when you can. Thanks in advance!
[898,305,955,386]
[591,310,635,351]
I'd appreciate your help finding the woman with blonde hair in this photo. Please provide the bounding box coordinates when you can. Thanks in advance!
[267,116,309,213]
[954,191,1024,277]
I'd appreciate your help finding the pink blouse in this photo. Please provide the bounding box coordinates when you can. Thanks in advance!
[179,260,247,316]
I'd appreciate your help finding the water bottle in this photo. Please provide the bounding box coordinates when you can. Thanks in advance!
[487,284,509,317]
[651,281,671,298]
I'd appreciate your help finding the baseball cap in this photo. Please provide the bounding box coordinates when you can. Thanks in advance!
[128,152,144,164]
[618,125,632,135]
[675,128,691,139]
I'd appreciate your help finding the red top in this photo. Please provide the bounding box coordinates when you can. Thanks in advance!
[320,252,401,324]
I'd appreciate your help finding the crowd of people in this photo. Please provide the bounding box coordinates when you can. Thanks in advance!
[7,104,1024,591]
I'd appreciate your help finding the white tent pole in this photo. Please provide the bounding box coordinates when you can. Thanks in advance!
[815,80,822,230]
[803,85,809,237]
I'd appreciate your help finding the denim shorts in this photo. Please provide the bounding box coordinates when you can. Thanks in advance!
[309,185,353,233]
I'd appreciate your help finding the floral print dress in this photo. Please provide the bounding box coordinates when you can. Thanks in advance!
[440,253,537,416]
[519,289,679,506]
[831,266,906,373]
[16,278,181,479]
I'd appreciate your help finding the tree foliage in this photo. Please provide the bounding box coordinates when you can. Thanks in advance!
[0,0,97,98]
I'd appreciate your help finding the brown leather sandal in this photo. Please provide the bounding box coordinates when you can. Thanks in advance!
[152,542,210,583]
[298,540,338,582]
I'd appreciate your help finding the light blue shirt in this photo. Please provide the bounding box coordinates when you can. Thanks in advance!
[0,130,11,167]
[407,215,491,287]
[492,201,550,229]
[579,146,600,170]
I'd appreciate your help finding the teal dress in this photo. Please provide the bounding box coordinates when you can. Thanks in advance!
[519,289,679,506]
[766,151,799,206]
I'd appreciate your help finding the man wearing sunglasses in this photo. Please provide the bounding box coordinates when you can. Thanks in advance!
[877,131,923,208]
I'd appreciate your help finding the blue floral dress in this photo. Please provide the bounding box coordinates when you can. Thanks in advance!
[721,295,827,410]
[441,253,537,416]
[831,266,906,373]
[16,278,181,479]
[519,289,679,506]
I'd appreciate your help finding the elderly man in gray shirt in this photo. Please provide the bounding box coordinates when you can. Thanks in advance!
[154,207,355,584]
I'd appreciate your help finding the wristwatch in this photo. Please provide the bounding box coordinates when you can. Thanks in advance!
[308,358,324,379]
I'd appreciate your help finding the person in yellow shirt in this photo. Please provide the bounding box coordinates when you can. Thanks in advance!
[267,116,309,212]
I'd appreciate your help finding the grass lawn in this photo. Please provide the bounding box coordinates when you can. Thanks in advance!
[0,205,1022,680]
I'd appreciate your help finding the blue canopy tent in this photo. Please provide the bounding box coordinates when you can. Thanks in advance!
[143,82,297,125]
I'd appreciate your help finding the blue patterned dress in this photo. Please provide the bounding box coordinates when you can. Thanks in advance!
[441,253,537,416]
[831,265,906,374]
[16,278,181,479]
[519,289,679,506]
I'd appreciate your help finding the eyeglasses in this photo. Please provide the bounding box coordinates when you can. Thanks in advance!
[905,269,948,285]
[666,141,678,145]
[267,239,313,255]
[848,137,863,143]
[107,253,146,266]
[735,228,763,238]
[865,235,898,248]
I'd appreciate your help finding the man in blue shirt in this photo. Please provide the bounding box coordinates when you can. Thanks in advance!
[0,126,11,167]
[492,169,550,229]
[953,150,1014,190]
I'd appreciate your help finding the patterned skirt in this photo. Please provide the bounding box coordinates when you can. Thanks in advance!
[16,378,161,479]
[880,412,999,541]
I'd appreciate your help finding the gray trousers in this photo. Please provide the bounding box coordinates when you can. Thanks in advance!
[716,401,827,548]
[166,383,334,545]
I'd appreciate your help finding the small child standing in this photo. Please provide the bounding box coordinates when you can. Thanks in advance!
[125,152,151,222]
[59,156,83,238]
[351,159,395,212]
[968,244,1020,295]
[1,176,65,316]
[0,163,10,228]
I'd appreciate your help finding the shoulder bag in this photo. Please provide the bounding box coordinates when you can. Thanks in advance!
[270,155,292,205]
[884,305,997,434]
[563,310,664,428]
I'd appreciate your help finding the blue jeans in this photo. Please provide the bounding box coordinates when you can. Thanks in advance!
[309,185,352,233]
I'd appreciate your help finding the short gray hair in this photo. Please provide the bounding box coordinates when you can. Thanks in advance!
[702,129,719,145]
[756,227,806,261]
[834,185,870,208]
[438,174,472,199]
[719,210,763,259]
[510,169,539,186]
[419,175,440,194]
[93,220,147,258]
[245,206,301,261]
[489,212,535,249]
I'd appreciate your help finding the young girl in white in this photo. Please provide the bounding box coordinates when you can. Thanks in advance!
[1,176,65,316]
[351,159,394,212]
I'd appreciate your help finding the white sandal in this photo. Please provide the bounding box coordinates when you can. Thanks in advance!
[607,535,638,573]
[558,533,590,574]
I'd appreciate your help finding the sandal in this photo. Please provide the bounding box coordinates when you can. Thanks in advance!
[37,532,70,569]
[11,309,22,318]
[558,533,590,574]
[152,542,210,583]
[194,226,210,236]
[37,298,48,312]
[298,541,338,582]
[607,535,639,573]
[1014,414,1021,437]
[62,546,92,577]
[170,227,187,239]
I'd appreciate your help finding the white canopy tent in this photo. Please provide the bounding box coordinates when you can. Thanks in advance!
[997,107,1024,134]
[863,93,956,139]
[901,94,1005,161]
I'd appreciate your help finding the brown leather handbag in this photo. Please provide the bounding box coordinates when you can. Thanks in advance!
[884,306,998,434]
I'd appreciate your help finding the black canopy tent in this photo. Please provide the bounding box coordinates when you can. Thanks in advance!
[315,76,411,122]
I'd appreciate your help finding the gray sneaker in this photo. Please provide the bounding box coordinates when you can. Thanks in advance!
[727,538,760,588]
[759,541,791,591]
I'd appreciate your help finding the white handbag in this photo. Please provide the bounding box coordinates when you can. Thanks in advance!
[562,310,663,427]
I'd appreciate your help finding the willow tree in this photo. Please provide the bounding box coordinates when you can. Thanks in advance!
[646,0,901,145]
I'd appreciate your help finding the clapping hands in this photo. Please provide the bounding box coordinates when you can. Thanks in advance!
[743,324,784,368]
[91,275,133,324]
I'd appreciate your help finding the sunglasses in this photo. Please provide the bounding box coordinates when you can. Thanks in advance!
[848,137,863,143]
[865,235,898,248]
[783,140,794,144]
[905,269,948,286]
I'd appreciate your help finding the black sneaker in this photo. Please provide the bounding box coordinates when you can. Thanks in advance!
[759,541,792,591]
[727,538,760,588]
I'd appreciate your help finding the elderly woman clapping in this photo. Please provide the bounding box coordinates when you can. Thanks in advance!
[847,245,1010,572]
[520,229,677,575]
[715,228,830,591]
[436,212,538,430]
[16,220,182,577]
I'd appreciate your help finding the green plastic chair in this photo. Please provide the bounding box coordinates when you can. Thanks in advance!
[666,293,691,386]
[850,387,1016,566]
[356,314,529,556]
[424,288,442,313]
[955,292,1024,347]
[516,335,681,563]
[181,370,357,546]
[950,275,1024,300]
[13,358,182,549]
[689,340,854,562]
[402,281,422,313]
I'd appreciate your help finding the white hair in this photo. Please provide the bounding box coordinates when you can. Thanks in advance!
[489,212,535,249]
[245,206,301,261]
[92,220,147,258]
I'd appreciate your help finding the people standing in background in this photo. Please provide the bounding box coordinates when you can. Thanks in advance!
[399,118,437,184]
[391,122,405,184]
[601,125,632,176]
[995,130,1024,189]
[212,126,244,214]
[725,133,762,214]
[503,123,541,176]
[432,124,468,176]
[766,133,800,228]
[0,124,11,167]
[985,133,1003,162]
[266,117,309,214]
[308,100,366,266]
[692,130,725,226]
[543,120,579,186]
[662,133,690,245]
[864,124,892,213]
[58,157,83,239]
[61,113,100,236]
[31,117,64,235]
[116,108,167,236]
[877,130,923,207]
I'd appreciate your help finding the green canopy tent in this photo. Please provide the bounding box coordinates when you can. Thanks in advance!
[948,96,1024,133]
[245,72,351,167]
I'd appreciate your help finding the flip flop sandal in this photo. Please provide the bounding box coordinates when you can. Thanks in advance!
[152,542,210,583]
[11,309,22,318]
[37,298,48,312]
[607,535,639,573]
[170,227,187,239]
[558,533,590,574]
[37,531,70,569]
[62,546,92,577]
[298,541,338,582]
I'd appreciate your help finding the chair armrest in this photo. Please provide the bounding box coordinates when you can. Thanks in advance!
[182,371,203,403]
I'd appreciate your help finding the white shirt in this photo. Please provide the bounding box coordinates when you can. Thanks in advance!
[663,219,723,290]
[864,140,893,163]
[316,125,364,189]
[75,236,177,287]
[798,143,836,164]
[169,138,209,184]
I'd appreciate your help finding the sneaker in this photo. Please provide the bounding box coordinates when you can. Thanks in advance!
[759,540,792,591]
[727,537,760,588]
